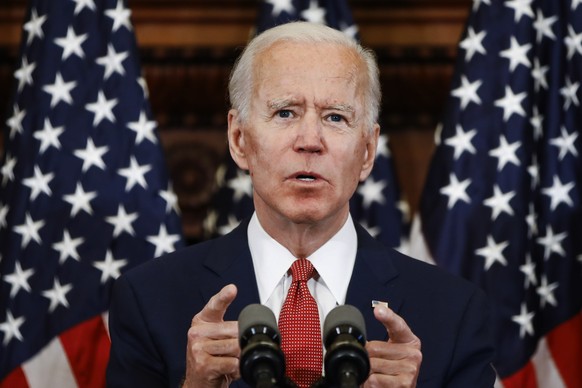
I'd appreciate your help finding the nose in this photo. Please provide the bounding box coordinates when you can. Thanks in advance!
[293,114,324,154]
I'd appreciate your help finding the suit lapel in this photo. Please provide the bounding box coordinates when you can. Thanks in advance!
[200,219,261,321]
[346,224,405,341]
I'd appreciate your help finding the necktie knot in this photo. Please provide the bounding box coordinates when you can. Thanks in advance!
[290,258,315,283]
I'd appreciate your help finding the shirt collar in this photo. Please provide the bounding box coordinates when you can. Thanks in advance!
[248,212,357,305]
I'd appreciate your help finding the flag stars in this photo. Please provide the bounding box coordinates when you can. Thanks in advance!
[42,72,77,107]
[72,0,96,15]
[0,203,8,229]
[536,276,559,309]
[52,230,85,264]
[96,44,129,79]
[63,182,98,217]
[440,173,471,209]
[451,75,482,109]
[127,111,158,145]
[0,311,25,345]
[22,166,54,201]
[541,175,575,211]
[7,104,26,139]
[105,205,138,237]
[228,171,253,202]
[41,279,73,313]
[559,77,580,110]
[526,203,538,237]
[549,126,578,160]
[511,303,535,339]
[499,37,531,72]
[488,135,521,171]
[357,177,387,208]
[300,0,326,24]
[54,26,88,60]
[146,225,181,258]
[483,185,515,221]
[3,261,35,298]
[105,0,133,32]
[74,138,109,172]
[529,106,544,140]
[376,134,391,159]
[160,186,180,214]
[34,118,64,153]
[14,56,36,92]
[265,0,294,17]
[573,0,582,10]
[85,90,118,127]
[23,8,47,45]
[532,10,557,43]
[475,235,509,271]
[117,156,152,192]
[519,254,537,289]
[494,86,527,121]
[536,225,567,260]
[505,0,534,23]
[531,59,549,92]
[459,27,487,62]
[218,215,241,236]
[13,212,45,248]
[1,154,17,185]
[564,24,582,60]
[93,250,127,284]
[444,124,477,160]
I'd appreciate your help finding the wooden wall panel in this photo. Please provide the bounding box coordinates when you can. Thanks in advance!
[0,0,471,242]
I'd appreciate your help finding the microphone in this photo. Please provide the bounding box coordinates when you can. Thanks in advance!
[238,304,286,388]
[323,305,370,388]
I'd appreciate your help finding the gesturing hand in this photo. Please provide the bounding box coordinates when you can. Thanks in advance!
[364,305,422,387]
[183,284,240,388]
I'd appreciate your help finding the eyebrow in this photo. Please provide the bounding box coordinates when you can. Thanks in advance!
[326,103,355,114]
[267,98,299,111]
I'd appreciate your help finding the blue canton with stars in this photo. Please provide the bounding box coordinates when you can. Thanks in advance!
[419,0,582,379]
[0,0,184,379]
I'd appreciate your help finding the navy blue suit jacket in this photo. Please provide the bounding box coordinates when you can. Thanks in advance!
[107,219,495,387]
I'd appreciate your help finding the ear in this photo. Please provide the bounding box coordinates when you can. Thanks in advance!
[227,109,249,170]
[359,124,380,181]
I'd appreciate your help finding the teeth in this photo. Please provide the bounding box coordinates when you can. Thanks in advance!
[298,176,315,181]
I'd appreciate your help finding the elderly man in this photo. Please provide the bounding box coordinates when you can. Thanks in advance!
[106,22,495,388]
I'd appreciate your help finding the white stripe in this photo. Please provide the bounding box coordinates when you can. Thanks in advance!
[21,337,78,388]
[532,337,566,388]
[102,311,110,339]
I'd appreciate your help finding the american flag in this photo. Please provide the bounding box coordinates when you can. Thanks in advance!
[412,0,582,386]
[0,0,184,386]
[204,0,410,250]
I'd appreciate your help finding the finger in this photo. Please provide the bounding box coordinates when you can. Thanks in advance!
[194,284,238,324]
[373,305,419,346]
[189,336,241,358]
[188,321,239,342]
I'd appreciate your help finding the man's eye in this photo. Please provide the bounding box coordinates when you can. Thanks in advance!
[328,114,344,122]
[277,110,293,118]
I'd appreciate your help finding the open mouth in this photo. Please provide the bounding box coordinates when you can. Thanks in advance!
[296,174,316,182]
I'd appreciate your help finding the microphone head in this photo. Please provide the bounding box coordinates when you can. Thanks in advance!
[238,304,280,347]
[323,304,367,347]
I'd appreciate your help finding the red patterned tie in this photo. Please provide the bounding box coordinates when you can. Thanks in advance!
[279,258,322,388]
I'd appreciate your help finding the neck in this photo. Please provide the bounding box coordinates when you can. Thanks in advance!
[255,207,349,258]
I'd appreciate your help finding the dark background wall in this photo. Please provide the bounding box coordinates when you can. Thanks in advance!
[0,0,472,242]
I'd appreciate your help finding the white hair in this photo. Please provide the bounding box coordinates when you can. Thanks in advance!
[228,22,381,133]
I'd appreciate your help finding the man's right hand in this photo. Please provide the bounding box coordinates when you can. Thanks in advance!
[183,284,240,388]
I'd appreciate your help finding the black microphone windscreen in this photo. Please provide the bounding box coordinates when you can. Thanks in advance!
[238,304,279,339]
[323,304,366,342]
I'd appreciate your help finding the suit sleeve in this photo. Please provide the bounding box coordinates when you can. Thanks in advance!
[106,275,169,388]
[445,287,497,387]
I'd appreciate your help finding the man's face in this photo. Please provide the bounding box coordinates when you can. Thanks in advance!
[228,41,378,227]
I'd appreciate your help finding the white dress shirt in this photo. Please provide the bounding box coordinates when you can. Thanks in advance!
[247,212,358,327]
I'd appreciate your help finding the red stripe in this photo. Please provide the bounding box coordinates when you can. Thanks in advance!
[546,311,582,388]
[501,361,538,388]
[59,315,111,388]
[0,366,29,388]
